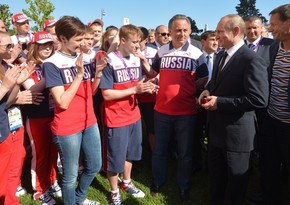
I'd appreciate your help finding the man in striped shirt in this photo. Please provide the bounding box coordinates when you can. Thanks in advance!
[253,4,290,205]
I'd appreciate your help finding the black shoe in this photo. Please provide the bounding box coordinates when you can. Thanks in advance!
[150,184,161,196]
[179,190,190,201]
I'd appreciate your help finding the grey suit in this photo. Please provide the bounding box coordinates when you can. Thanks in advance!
[245,37,275,144]
[246,37,274,69]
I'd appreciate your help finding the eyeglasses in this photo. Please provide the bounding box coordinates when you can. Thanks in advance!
[0,43,14,49]
[158,32,170,37]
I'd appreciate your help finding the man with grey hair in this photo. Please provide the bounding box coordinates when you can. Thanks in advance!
[149,14,208,201]
[199,14,268,205]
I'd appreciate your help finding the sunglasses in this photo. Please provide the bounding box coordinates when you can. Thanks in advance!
[0,43,14,49]
[159,32,170,37]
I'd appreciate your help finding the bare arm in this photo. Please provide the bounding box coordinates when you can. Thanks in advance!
[23,78,46,92]
[6,85,21,108]
[0,65,21,101]
[102,79,157,101]
[134,50,158,78]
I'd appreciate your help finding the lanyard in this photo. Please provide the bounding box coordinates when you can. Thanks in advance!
[114,51,134,82]
[16,33,32,42]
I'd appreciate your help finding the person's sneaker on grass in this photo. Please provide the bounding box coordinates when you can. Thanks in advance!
[49,181,62,198]
[110,191,123,205]
[15,185,26,197]
[38,190,56,205]
[82,198,100,205]
[121,181,145,198]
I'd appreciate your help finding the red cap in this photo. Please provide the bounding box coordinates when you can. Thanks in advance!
[43,19,57,30]
[88,18,103,27]
[32,31,53,44]
[12,13,30,24]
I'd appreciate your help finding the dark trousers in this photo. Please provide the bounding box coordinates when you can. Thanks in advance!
[193,108,207,170]
[260,113,290,204]
[208,145,251,205]
[152,112,196,191]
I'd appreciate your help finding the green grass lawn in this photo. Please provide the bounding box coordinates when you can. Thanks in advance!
[19,141,266,205]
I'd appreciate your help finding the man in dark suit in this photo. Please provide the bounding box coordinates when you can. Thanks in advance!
[198,14,269,205]
[244,15,275,159]
[245,22,273,125]
[148,25,170,49]
[244,16,274,74]
[244,15,277,204]
[250,4,290,204]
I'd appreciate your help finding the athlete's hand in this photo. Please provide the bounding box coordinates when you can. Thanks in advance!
[95,51,108,73]
[75,52,84,78]
[1,66,21,91]
[17,62,35,85]
[133,49,142,58]
[15,90,44,105]
[135,78,158,94]
[147,78,159,94]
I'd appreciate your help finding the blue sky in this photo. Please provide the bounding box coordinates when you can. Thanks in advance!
[2,0,289,31]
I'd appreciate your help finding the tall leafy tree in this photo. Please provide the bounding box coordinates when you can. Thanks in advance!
[0,4,13,30]
[187,16,203,41]
[22,0,55,31]
[187,16,203,35]
[236,0,267,23]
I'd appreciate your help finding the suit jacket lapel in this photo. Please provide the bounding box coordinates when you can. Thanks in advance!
[211,46,245,91]
[211,52,223,88]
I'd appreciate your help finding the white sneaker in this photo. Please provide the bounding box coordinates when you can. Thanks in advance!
[49,181,62,198]
[83,198,100,205]
[15,186,26,197]
[39,190,56,205]
[121,182,145,198]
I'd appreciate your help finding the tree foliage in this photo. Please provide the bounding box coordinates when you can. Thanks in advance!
[187,16,203,36]
[236,0,267,23]
[22,0,55,31]
[0,4,13,30]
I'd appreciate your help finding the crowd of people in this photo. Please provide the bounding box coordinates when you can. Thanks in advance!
[0,3,289,205]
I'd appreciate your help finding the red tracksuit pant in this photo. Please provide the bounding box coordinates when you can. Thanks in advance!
[26,117,58,199]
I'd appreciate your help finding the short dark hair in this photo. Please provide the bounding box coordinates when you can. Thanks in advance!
[269,4,290,22]
[138,26,149,41]
[200,30,216,41]
[106,25,118,31]
[243,16,262,23]
[55,16,85,40]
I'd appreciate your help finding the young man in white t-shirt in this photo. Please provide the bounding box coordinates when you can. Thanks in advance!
[11,13,33,58]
